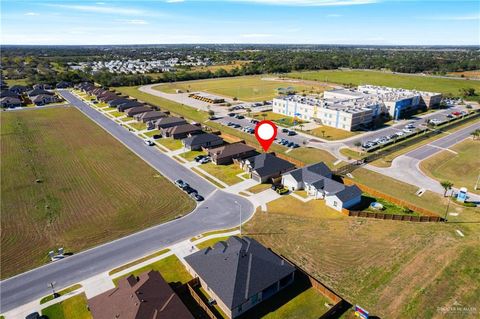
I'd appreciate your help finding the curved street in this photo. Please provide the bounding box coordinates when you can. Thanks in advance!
[0,91,254,313]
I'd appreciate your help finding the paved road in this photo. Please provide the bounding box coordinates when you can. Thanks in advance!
[367,120,480,200]
[0,90,254,313]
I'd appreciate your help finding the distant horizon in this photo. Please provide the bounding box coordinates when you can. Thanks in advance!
[1,0,479,46]
[1,43,479,47]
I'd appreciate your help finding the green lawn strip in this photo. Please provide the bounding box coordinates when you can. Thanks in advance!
[41,293,92,319]
[419,139,480,195]
[294,190,310,199]
[108,110,125,118]
[40,284,83,304]
[251,111,307,127]
[362,194,421,216]
[5,78,28,86]
[247,183,272,194]
[180,150,206,162]
[304,126,359,141]
[108,249,170,276]
[195,236,231,250]
[128,122,147,131]
[287,147,336,166]
[287,70,480,100]
[190,227,240,241]
[201,163,244,185]
[113,255,192,286]
[191,167,226,188]
[339,148,365,160]
[144,129,162,137]
[157,138,183,151]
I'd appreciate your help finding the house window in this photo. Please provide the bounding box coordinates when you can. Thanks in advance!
[238,304,243,313]
[333,201,338,207]
[251,293,259,305]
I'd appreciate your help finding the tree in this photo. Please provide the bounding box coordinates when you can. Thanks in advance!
[245,108,252,118]
[299,123,304,131]
[321,130,326,138]
[208,110,215,117]
[261,113,267,121]
[440,181,453,197]
[471,129,480,140]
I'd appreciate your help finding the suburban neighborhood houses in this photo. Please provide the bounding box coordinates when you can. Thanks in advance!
[1,3,480,318]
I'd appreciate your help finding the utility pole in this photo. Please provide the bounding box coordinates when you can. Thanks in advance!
[444,189,452,222]
[475,173,480,190]
[48,281,57,298]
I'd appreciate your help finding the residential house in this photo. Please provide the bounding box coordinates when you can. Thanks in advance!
[98,91,119,102]
[1,90,19,99]
[182,133,224,151]
[33,83,52,90]
[125,106,152,117]
[88,270,193,319]
[281,162,362,211]
[0,96,22,108]
[155,117,187,130]
[56,81,71,89]
[208,142,258,165]
[240,153,295,183]
[184,236,296,319]
[32,94,59,106]
[27,88,53,97]
[162,123,203,139]
[108,98,131,107]
[134,111,168,123]
[117,101,144,111]
[8,85,29,94]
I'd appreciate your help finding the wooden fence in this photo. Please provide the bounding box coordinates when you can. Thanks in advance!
[342,209,443,222]
[185,278,218,319]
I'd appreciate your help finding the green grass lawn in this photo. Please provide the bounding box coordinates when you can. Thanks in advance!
[107,110,125,118]
[420,139,480,194]
[190,227,240,241]
[40,284,82,304]
[180,150,206,161]
[287,147,336,166]
[5,78,28,86]
[305,126,359,141]
[192,168,226,188]
[288,70,480,101]
[339,148,365,160]
[108,249,170,276]
[157,138,184,151]
[247,183,271,194]
[362,195,421,216]
[128,122,147,131]
[251,111,307,127]
[200,163,244,185]
[196,236,231,250]
[0,108,194,279]
[144,129,162,137]
[113,255,192,286]
[41,293,91,319]
[153,75,330,102]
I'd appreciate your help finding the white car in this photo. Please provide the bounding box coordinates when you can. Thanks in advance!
[395,131,404,137]
[144,139,155,146]
[402,128,412,133]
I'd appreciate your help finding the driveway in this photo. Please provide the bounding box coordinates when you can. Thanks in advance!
[0,90,254,313]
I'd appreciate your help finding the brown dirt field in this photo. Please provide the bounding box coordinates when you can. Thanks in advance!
[0,107,195,279]
[244,195,480,318]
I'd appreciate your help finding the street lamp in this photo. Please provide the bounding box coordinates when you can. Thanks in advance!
[234,201,242,236]
[444,188,453,222]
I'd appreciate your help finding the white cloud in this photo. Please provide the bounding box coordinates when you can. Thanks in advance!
[166,0,185,3]
[24,12,39,16]
[241,33,274,38]
[424,14,480,21]
[230,0,377,6]
[117,19,149,25]
[47,4,145,16]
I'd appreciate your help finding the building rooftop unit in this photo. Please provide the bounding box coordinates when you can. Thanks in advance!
[276,95,376,114]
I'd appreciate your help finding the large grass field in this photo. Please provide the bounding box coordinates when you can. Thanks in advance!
[0,108,194,278]
[244,193,480,318]
[420,139,480,194]
[153,75,330,102]
[287,70,480,100]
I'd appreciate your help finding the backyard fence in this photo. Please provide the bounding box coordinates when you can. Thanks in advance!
[342,209,443,222]
[185,278,218,319]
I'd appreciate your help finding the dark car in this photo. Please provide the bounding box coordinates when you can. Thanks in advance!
[194,155,206,162]
[281,128,289,133]
[271,184,281,191]
[190,193,204,201]
[292,143,300,148]
[152,134,162,139]
[287,130,297,136]
[25,313,41,319]
[227,122,235,126]
[175,179,188,188]
[250,119,259,124]
[183,186,197,194]
[228,113,236,117]
[235,114,245,119]
[287,142,295,148]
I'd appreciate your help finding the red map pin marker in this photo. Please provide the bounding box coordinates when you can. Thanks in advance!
[255,120,277,152]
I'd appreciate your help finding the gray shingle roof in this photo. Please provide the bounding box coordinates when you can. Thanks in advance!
[185,236,295,309]
[287,162,332,184]
[183,133,222,147]
[245,153,295,178]
[334,184,362,202]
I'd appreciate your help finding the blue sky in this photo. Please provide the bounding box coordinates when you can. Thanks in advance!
[1,0,479,45]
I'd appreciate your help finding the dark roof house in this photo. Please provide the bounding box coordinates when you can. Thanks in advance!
[125,106,152,117]
[134,111,168,123]
[1,96,22,108]
[1,90,20,98]
[182,133,224,151]
[27,88,53,97]
[32,94,59,105]
[88,270,193,319]
[155,117,187,129]
[207,142,258,165]
[108,98,131,107]
[241,153,295,183]
[56,81,72,89]
[9,85,29,94]
[185,236,295,318]
[117,101,144,111]
[162,123,203,139]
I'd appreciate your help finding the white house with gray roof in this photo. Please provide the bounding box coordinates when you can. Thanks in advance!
[282,162,362,211]
[184,236,295,318]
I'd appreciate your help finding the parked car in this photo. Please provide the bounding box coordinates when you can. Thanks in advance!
[281,128,289,133]
[194,155,206,162]
[402,128,412,133]
[199,157,211,164]
[235,114,245,119]
[227,122,235,126]
[175,179,188,188]
[152,134,162,139]
[250,119,259,124]
[287,142,295,148]
[144,139,155,146]
[190,193,204,201]
[183,186,197,194]
[25,313,42,319]
[291,143,300,148]
[228,113,236,117]
[271,184,281,191]
[287,130,297,136]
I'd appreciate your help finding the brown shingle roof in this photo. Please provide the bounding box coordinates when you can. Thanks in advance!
[88,270,193,319]
[208,142,256,159]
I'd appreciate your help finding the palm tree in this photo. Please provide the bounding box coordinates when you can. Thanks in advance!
[321,130,326,138]
[299,123,304,131]
[440,181,453,197]
[245,108,252,118]
[261,113,267,121]
[471,129,480,140]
